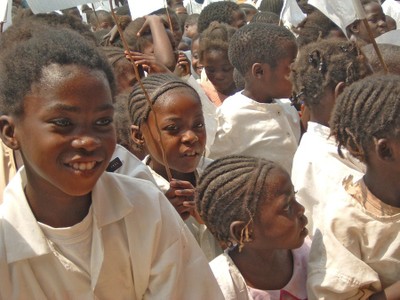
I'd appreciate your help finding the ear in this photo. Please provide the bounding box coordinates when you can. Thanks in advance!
[251,63,266,79]
[229,220,247,243]
[0,115,20,150]
[349,21,361,34]
[130,124,145,147]
[375,138,394,161]
[334,81,346,101]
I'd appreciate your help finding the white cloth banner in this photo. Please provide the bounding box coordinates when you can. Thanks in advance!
[280,0,306,28]
[307,0,366,36]
[127,0,166,19]
[26,0,103,14]
[1,0,12,31]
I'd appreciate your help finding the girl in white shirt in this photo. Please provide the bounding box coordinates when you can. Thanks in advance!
[128,73,222,261]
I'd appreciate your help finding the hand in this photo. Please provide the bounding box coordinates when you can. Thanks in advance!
[173,51,191,78]
[137,15,168,37]
[165,179,196,221]
[125,51,171,74]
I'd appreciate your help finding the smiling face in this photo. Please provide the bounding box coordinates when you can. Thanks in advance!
[203,49,236,96]
[13,64,116,199]
[191,38,203,76]
[250,167,308,250]
[141,87,206,175]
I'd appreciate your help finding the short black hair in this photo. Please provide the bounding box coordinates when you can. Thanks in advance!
[197,1,242,33]
[0,25,115,117]
[228,23,296,76]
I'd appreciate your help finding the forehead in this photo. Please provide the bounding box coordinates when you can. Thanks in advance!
[28,64,112,105]
[364,1,384,14]
[263,167,293,199]
[155,86,201,108]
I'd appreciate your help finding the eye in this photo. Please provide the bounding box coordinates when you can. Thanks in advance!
[51,118,72,127]
[164,124,179,132]
[194,122,204,129]
[96,117,113,126]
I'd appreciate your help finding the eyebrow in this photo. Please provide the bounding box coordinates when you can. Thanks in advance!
[45,102,114,113]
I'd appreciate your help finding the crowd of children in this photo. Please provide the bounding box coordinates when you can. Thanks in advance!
[1,0,400,298]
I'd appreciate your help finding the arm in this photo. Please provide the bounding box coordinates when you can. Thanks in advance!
[137,15,176,71]
[370,281,400,300]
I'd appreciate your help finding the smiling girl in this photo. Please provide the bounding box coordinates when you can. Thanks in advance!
[128,73,222,261]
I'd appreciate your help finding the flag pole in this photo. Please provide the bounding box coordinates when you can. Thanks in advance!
[0,22,3,33]
[352,0,388,73]
[108,0,173,181]
[361,18,389,73]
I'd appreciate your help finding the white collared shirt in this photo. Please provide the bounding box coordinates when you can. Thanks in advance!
[291,121,365,237]
[0,168,224,299]
[209,91,300,174]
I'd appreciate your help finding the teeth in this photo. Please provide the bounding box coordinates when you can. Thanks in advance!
[70,162,96,171]
[184,152,196,157]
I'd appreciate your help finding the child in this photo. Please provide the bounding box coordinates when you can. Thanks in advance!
[190,34,203,79]
[290,38,371,236]
[347,0,388,44]
[199,21,238,106]
[196,155,310,299]
[209,23,300,174]
[307,75,400,299]
[0,25,224,299]
[128,73,222,261]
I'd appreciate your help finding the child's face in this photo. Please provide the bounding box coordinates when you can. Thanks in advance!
[12,64,116,198]
[357,2,388,42]
[203,49,236,96]
[141,88,206,174]
[251,167,308,250]
[263,42,297,100]
[191,38,203,76]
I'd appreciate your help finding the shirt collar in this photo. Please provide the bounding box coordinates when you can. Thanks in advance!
[1,168,134,263]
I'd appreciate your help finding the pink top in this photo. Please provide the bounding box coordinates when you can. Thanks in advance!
[200,79,230,107]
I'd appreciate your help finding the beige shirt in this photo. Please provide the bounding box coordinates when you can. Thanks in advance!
[0,168,224,299]
[307,177,400,299]
[0,142,18,204]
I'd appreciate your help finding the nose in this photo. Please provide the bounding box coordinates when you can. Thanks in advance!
[72,135,101,152]
[181,130,199,144]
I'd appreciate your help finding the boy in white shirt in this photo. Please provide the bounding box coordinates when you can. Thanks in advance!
[209,23,300,173]
[0,23,223,300]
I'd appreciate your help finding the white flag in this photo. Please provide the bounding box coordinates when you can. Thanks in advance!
[280,0,306,28]
[127,0,166,19]
[307,0,366,36]
[26,0,103,14]
[1,0,13,31]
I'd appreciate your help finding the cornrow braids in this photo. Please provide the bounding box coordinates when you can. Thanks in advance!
[290,38,371,108]
[258,0,283,14]
[128,73,200,127]
[195,155,278,246]
[330,75,400,163]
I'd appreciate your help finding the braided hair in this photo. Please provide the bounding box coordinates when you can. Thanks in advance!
[195,155,279,245]
[128,73,201,127]
[290,38,371,108]
[330,75,400,163]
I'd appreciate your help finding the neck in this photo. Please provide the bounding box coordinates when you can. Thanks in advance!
[149,158,197,186]
[26,185,92,228]
[364,167,400,208]
[242,89,273,104]
[229,246,293,290]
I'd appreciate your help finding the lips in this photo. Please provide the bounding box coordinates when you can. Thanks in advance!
[68,161,97,171]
